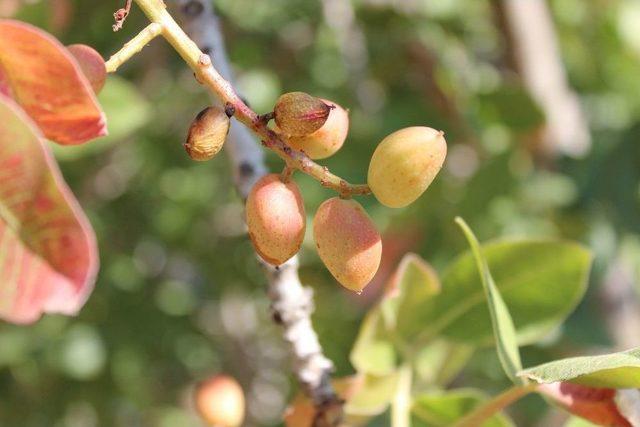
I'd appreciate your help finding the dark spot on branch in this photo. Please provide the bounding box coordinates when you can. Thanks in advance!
[225,103,236,117]
[202,46,212,56]
[272,311,284,325]
[182,0,204,17]
[239,162,254,177]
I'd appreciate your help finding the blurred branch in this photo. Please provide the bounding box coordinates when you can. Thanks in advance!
[320,0,369,101]
[492,0,591,158]
[601,256,640,350]
[406,41,479,148]
[167,0,343,424]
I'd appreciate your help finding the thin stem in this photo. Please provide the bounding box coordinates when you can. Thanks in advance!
[280,165,295,183]
[391,365,412,427]
[452,384,538,427]
[106,22,163,73]
[131,0,371,197]
[113,0,133,31]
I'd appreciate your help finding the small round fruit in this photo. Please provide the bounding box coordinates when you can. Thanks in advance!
[368,127,447,208]
[195,375,245,427]
[274,92,331,137]
[184,106,230,161]
[286,99,349,159]
[67,44,106,94]
[313,197,382,292]
[246,174,306,265]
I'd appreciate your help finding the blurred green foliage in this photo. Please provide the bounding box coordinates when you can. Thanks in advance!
[1,0,640,426]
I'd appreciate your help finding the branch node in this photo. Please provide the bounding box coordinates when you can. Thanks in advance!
[198,53,212,66]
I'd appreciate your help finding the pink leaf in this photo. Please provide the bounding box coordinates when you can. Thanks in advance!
[0,19,107,145]
[0,94,98,324]
[538,382,632,427]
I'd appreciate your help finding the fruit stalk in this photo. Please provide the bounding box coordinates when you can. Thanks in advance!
[120,0,370,197]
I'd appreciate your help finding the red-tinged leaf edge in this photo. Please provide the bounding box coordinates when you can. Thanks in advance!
[67,44,107,94]
[0,94,99,323]
[538,382,632,427]
[0,19,107,145]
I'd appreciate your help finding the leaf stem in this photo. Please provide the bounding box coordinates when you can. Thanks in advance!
[126,0,371,197]
[452,384,537,427]
[391,365,412,427]
[106,22,163,72]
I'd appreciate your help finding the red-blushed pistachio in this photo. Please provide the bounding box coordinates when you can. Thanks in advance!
[368,127,447,208]
[194,375,245,427]
[313,197,382,293]
[184,106,230,161]
[246,174,306,265]
[274,91,331,137]
[285,99,349,159]
[66,44,106,94]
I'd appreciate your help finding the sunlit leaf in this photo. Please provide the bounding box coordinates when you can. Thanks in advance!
[564,417,600,427]
[345,372,399,416]
[521,347,640,388]
[350,307,397,376]
[0,94,98,323]
[414,339,474,387]
[0,19,106,145]
[382,252,441,337]
[412,389,513,427]
[455,218,522,383]
[414,239,592,346]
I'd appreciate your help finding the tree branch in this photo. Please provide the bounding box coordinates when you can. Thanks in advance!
[492,0,591,158]
[164,0,343,424]
[105,22,162,73]
[108,0,370,197]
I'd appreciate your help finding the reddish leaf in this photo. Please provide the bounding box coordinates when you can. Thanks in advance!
[67,44,106,94]
[0,94,98,324]
[0,19,106,145]
[0,67,10,97]
[538,382,632,427]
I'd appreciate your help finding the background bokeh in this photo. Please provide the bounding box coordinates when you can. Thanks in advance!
[1,0,640,426]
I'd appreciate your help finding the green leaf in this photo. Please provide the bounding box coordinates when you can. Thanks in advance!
[412,237,592,346]
[351,253,441,376]
[345,372,399,417]
[475,84,544,132]
[454,218,522,383]
[412,389,514,427]
[350,308,397,376]
[382,253,441,339]
[520,347,640,388]
[414,340,474,386]
[564,418,599,427]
